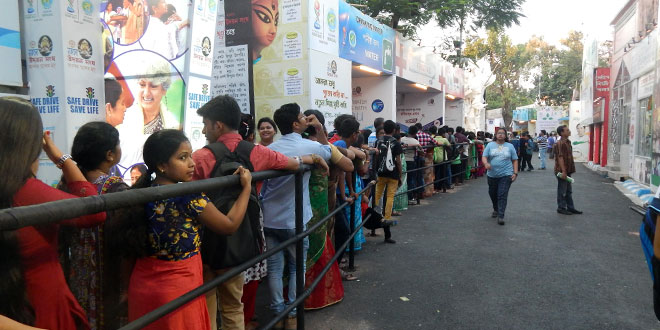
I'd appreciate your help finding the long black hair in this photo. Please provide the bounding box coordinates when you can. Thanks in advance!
[0,97,41,324]
[71,121,120,174]
[133,129,189,189]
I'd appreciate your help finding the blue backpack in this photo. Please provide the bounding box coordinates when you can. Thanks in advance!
[640,197,660,320]
[526,139,535,155]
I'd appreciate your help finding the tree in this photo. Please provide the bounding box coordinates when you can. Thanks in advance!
[463,29,534,126]
[351,0,526,40]
[527,31,583,105]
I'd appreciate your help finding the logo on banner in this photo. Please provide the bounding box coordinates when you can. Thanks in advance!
[372,99,384,113]
[78,39,93,59]
[327,9,336,32]
[86,87,95,99]
[313,0,321,29]
[202,84,209,95]
[67,0,75,13]
[46,85,55,97]
[82,0,94,15]
[202,37,211,56]
[38,35,53,56]
[27,0,35,13]
[208,0,217,12]
[382,39,393,72]
[42,0,53,9]
[33,85,60,114]
[327,60,337,78]
[348,30,357,48]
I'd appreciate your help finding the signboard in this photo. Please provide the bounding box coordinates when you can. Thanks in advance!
[593,68,610,123]
[309,0,338,56]
[396,92,443,131]
[536,106,564,135]
[309,50,351,131]
[338,0,394,73]
[1,1,22,86]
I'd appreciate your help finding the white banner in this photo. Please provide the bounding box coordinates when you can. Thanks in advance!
[0,1,22,86]
[309,50,350,131]
[308,0,338,56]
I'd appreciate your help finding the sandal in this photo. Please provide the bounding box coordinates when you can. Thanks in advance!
[341,270,358,281]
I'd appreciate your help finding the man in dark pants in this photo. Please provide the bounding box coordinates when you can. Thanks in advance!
[555,125,582,215]
[519,132,534,171]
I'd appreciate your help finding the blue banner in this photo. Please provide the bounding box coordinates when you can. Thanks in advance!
[338,1,395,73]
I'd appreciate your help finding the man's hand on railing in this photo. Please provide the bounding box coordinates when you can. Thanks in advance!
[315,156,329,176]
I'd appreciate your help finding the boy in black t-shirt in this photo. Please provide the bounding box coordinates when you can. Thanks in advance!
[374,120,403,243]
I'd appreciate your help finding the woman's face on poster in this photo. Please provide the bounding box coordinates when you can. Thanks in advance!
[251,0,279,49]
[138,79,166,114]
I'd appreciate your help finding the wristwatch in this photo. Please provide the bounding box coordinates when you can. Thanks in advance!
[56,154,72,169]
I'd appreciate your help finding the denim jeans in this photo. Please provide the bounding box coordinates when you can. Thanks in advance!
[487,175,512,218]
[406,161,418,199]
[446,162,453,185]
[539,148,547,169]
[557,177,575,210]
[264,227,309,317]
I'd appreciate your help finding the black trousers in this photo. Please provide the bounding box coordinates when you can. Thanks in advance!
[520,152,534,170]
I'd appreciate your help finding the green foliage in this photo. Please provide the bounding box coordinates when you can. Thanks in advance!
[463,29,534,125]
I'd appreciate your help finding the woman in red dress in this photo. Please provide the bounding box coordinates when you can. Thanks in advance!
[0,97,106,329]
[127,130,252,330]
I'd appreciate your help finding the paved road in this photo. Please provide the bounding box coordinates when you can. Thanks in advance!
[253,155,657,329]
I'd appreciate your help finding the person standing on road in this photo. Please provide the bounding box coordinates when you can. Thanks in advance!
[554,125,582,215]
[536,130,548,170]
[547,132,556,159]
[482,128,518,225]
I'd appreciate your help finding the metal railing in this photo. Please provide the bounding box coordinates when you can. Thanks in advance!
[0,164,375,330]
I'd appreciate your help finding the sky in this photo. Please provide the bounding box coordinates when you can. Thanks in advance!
[418,0,628,48]
[506,0,628,46]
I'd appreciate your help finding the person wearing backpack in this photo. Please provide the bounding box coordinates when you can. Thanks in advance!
[374,120,403,243]
[192,96,327,330]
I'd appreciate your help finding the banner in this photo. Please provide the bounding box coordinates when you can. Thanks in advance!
[1,2,22,86]
[309,0,338,55]
[338,0,394,73]
[536,106,564,136]
[309,50,350,131]
[24,0,105,186]
[396,92,443,131]
[593,68,610,123]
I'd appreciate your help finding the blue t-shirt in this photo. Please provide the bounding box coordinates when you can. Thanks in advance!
[483,142,518,178]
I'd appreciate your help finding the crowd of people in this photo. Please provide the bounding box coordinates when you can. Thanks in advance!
[1,93,555,330]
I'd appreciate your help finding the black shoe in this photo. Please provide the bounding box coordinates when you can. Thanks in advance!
[497,217,505,225]
[384,238,396,244]
[557,209,572,215]
[528,168,533,171]
[491,211,498,218]
[567,209,583,214]
[382,219,395,226]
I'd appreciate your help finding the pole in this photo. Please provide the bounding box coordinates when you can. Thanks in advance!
[294,170,305,329]
[348,172,356,271]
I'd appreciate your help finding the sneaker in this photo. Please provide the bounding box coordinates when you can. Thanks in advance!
[384,238,396,244]
[491,211,498,218]
[567,209,583,214]
[497,217,505,225]
[557,208,572,215]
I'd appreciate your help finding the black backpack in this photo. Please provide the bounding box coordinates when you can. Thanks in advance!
[376,136,396,175]
[200,140,264,270]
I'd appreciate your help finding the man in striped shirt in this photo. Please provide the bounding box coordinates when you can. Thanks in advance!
[536,130,549,169]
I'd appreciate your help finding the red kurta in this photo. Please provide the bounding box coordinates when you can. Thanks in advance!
[12,178,106,330]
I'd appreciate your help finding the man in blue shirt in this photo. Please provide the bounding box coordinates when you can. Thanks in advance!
[261,103,331,327]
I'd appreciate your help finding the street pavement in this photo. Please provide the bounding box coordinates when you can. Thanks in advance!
[256,155,659,329]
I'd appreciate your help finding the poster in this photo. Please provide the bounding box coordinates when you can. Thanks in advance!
[189,0,217,76]
[24,0,105,186]
[352,75,396,128]
[308,0,338,56]
[185,76,212,150]
[338,0,394,73]
[309,50,350,131]
[536,106,564,136]
[210,45,251,113]
[395,32,441,90]
[396,92,443,131]
[1,2,22,86]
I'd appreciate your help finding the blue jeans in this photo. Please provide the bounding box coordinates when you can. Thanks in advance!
[446,162,453,185]
[539,148,547,169]
[487,176,512,218]
[265,227,309,317]
[406,161,418,199]
[557,177,575,210]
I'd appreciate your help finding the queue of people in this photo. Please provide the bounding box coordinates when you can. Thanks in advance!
[0,94,493,330]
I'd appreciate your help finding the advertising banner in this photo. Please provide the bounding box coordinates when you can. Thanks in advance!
[352,75,395,128]
[536,106,564,136]
[338,0,394,73]
[185,75,212,150]
[309,0,338,56]
[438,61,464,98]
[101,0,190,182]
[569,101,589,162]
[24,0,105,186]
[394,32,440,90]
[395,92,443,131]
[1,2,22,86]
[309,50,350,131]
[593,68,610,123]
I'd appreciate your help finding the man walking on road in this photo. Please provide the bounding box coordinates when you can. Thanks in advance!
[536,130,548,169]
[554,125,582,215]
